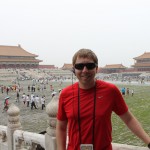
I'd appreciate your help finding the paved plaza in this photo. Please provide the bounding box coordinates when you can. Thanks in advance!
[0,79,71,133]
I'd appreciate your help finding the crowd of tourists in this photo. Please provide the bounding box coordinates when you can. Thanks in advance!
[0,77,62,113]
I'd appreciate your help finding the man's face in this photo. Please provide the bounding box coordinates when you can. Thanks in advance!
[74,57,98,87]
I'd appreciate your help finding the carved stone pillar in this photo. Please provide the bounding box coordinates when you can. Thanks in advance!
[45,95,59,150]
[7,104,22,150]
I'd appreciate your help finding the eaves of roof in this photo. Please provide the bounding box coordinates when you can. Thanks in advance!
[0,58,42,62]
[0,45,38,57]
[132,63,150,67]
[103,64,126,69]
[134,52,150,60]
[62,63,73,69]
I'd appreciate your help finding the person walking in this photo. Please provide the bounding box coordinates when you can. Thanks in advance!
[35,95,40,108]
[131,89,134,96]
[26,94,30,107]
[22,93,26,105]
[16,92,20,102]
[41,96,45,110]
[3,97,9,112]
[56,48,150,150]
[31,96,37,109]
[6,86,9,95]
[127,87,129,96]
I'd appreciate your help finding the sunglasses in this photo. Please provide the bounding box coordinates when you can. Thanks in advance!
[74,63,97,70]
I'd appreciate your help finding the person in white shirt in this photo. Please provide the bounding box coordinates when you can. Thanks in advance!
[26,94,30,107]
[22,93,26,105]
[41,96,45,110]
[31,96,37,109]
[35,95,40,108]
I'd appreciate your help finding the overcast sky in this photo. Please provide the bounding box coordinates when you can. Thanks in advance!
[0,0,150,68]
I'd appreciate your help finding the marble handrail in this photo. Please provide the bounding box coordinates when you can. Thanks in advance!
[13,130,45,150]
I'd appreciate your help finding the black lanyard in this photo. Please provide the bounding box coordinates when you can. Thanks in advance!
[77,83,96,148]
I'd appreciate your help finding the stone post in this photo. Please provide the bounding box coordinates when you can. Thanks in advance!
[45,95,59,150]
[7,104,22,150]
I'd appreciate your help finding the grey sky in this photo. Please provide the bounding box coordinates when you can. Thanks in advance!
[0,0,150,68]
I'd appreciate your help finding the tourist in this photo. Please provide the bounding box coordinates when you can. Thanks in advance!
[26,94,30,107]
[28,85,30,92]
[1,85,4,93]
[41,96,45,110]
[50,84,53,91]
[56,48,150,150]
[131,89,134,96]
[35,95,40,108]
[16,91,20,102]
[6,86,10,95]
[127,87,129,96]
[22,93,26,105]
[30,93,34,100]
[3,97,9,112]
[31,96,37,109]
[31,85,35,92]
[121,87,126,96]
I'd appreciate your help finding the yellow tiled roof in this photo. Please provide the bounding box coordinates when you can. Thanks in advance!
[62,63,73,69]
[134,52,150,60]
[0,58,42,62]
[0,45,38,57]
[103,64,126,69]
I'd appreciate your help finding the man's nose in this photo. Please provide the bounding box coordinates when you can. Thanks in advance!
[82,66,88,72]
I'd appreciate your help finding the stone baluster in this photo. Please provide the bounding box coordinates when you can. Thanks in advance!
[45,95,59,150]
[7,104,22,150]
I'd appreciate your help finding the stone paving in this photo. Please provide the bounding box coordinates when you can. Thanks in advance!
[0,79,71,133]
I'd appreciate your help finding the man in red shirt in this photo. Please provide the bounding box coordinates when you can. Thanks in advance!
[56,49,150,150]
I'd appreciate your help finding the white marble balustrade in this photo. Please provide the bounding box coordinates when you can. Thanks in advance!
[0,95,149,150]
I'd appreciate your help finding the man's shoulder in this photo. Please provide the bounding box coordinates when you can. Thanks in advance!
[61,82,78,96]
[63,82,77,90]
[96,80,117,89]
[96,79,115,85]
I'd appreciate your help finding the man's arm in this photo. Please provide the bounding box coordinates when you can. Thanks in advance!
[56,120,68,150]
[119,110,150,145]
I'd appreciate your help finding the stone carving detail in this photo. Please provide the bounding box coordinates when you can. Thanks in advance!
[7,104,21,130]
[15,139,24,150]
[46,95,59,137]
[7,103,22,150]
[2,131,7,142]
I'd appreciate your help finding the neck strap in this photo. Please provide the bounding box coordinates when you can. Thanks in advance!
[78,83,96,149]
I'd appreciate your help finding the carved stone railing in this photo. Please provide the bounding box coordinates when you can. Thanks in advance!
[45,95,59,150]
[7,104,22,150]
[0,125,7,142]
[13,130,45,150]
[0,125,7,149]
[0,96,149,150]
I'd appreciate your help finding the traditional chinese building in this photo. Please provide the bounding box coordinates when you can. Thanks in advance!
[101,64,126,74]
[39,65,57,69]
[0,45,42,69]
[132,52,150,72]
[61,63,73,70]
